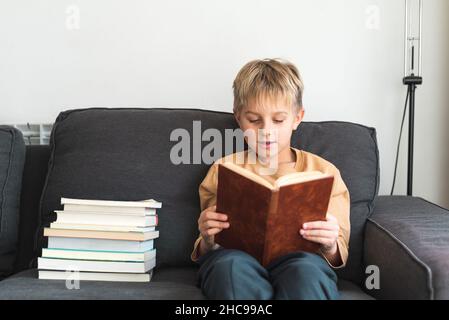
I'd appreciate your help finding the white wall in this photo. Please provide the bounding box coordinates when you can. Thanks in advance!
[1,0,448,208]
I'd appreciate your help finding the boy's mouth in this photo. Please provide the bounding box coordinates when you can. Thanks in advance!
[258,141,276,149]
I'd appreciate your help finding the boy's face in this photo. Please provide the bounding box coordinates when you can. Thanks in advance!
[235,95,304,162]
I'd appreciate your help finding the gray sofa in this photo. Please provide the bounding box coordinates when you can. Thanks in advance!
[0,108,448,300]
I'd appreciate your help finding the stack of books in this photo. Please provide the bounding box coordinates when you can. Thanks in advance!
[38,197,162,282]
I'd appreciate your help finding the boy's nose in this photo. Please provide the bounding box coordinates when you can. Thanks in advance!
[258,128,276,141]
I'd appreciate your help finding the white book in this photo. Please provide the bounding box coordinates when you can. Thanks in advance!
[55,211,158,227]
[44,228,159,241]
[38,256,156,273]
[48,237,154,252]
[61,198,162,208]
[49,223,156,233]
[62,206,157,216]
[42,248,156,262]
[38,270,153,282]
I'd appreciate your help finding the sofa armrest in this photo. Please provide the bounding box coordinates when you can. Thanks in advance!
[363,195,449,300]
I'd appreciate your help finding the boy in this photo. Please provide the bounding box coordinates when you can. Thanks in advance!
[191,58,350,300]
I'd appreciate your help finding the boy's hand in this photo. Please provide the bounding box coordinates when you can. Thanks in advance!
[299,213,339,255]
[198,205,230,248]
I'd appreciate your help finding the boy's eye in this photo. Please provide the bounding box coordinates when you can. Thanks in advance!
[249,119,261,123]
[274,119,285,123]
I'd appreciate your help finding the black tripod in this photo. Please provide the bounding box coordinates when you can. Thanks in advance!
[403,74,422,196]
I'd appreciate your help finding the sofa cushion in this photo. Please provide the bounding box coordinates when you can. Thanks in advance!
[0,268,373,300]
[293,121,379,284]
[0,126,26,279]
[0,268,206,300]
[34,108,379,283]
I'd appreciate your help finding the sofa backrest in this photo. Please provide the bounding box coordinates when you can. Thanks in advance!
[292,122,379,284]
[0,126,26,280]
[31,108,379,284]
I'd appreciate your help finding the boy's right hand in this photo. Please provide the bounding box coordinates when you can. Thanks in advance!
[198,205,230,248]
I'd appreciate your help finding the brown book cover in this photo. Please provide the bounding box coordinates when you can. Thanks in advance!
[215,162,334,267]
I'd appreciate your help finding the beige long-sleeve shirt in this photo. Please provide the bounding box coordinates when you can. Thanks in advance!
[190,147,351,269]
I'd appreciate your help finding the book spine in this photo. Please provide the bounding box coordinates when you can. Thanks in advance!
[263,190,279,267]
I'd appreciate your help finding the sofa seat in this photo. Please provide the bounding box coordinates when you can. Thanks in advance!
[0,267,374,300]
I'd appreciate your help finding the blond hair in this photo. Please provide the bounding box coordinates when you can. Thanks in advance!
[232,58,304,114]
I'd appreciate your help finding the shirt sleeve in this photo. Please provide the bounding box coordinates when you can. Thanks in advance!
[190,162,220,262]
[318,166,351,269]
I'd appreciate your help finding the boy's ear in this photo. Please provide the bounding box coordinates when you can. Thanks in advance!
[234,112,241,126]
[293,108,305,130]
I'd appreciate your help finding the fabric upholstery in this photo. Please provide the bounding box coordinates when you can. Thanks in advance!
[364,195,449,299]
[0,267,373,300]
[14,145,51,273]
[293,121,380,283]
[0,126,26,279]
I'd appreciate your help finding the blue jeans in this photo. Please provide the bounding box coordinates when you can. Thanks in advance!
[196,248,339,300]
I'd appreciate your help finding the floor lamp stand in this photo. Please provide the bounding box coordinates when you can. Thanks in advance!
[403,0,423,196]
[403,75,422,196]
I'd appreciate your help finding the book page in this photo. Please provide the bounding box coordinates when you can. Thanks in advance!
[221,162,275,189]
[274,171,332,188]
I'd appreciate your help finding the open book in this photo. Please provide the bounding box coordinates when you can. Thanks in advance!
[214,162,334,267]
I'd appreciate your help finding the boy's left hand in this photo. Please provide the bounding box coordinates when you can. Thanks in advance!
[299,213,339,255]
